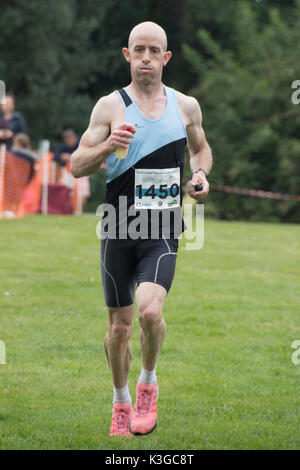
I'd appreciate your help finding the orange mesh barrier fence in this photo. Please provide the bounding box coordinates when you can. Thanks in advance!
[0,146,33,218]
[22,151,54,214]
[0,143,87,219]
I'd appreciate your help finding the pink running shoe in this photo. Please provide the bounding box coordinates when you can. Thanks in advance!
[130,383,158,435]
[110,403,132,437]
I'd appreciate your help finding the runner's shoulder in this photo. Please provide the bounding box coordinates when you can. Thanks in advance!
[91,91,122,125]
[175,90,202,124]
[175,90,200,113]
[93,91,122,112]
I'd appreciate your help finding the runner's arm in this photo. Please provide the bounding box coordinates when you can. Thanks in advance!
[71,96,135,178]
[186,97,212,197]
[70,97,111,178]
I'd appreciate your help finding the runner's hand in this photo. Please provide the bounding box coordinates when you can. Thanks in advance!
[106,123,136,153]
[187,172,209,200]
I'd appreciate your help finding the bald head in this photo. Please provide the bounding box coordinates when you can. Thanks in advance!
[128,22,168,52]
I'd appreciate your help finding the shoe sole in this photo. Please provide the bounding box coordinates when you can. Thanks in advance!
[129,419,157,436]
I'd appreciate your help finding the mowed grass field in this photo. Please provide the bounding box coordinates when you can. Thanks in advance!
[0,214,299,450]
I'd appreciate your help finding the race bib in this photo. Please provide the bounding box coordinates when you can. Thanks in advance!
[134,168,180,209]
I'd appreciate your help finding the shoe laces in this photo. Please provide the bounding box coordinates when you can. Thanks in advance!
[113,407,130,433]
[136,388,154,415]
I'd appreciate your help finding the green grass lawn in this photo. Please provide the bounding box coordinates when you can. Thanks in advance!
[0,214,299,450]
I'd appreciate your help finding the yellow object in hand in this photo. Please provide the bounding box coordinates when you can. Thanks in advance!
[115,127,134,160]
[115,147,128,159]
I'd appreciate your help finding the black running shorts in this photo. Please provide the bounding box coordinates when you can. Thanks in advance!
[100,237,178,308]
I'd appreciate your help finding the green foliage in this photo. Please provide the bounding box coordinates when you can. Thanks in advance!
[183,0,300,222]
[0,0,108,146]
[84,169,107,213]
[0,0,299,220]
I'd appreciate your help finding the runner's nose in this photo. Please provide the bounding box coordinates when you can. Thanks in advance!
[142,50,151,63]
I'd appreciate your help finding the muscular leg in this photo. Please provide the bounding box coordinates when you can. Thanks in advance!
[104,304,135,389]
[129,282,166,435]
[136,282,167,371]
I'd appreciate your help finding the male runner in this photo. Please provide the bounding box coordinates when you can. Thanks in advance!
[71,21,212,437]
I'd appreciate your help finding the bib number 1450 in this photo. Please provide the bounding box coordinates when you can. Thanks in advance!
[134,167,181,209]
[135,183,180,200]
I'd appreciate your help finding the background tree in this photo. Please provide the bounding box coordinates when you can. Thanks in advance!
[183,0,300,222]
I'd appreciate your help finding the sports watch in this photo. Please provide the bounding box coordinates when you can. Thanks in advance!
[194,167,208,178]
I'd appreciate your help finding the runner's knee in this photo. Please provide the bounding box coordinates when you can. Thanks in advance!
[138,303,164,331]
[108,314,133,344]
[112,321,132,341]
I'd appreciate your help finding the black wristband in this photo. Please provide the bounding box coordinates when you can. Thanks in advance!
[194,167,208,177]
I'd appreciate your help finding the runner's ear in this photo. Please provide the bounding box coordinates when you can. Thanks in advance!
[122,47,131,63]
[163,50,172,67]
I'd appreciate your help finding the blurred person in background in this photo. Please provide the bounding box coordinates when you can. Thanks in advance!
[54,129,90,209]
[0,118,13,144]
[54,129,79,183]
[54,129,80,169]
[0,93,28,147]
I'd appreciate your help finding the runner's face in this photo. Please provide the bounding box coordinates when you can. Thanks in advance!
[124,33,170,85]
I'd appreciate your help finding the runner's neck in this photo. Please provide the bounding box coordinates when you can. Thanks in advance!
[127,81,165,102]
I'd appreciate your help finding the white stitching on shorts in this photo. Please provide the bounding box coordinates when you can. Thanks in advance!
[162,235,171,253]
[154,252,176,283]
[101,239,120,308]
